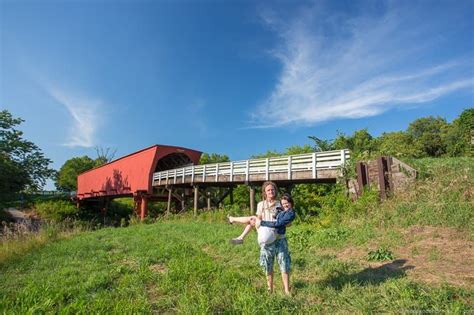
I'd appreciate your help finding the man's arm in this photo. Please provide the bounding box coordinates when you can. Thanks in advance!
[260,211,295,228]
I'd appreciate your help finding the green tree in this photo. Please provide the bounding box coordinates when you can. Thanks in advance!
[444,108,473,157]
[285,144,314,155]
[55,156,97,192]
[333,131,353,151]
[352,129,376,156]
[251,145,313,159]
[199,153,230,164]
[308,136,335,152]
[407,116,448,157]
[377,131,423,158]
[250,150,281,159]
[0,110,54,200]
[0,155,29,201]
[331,129,375,158]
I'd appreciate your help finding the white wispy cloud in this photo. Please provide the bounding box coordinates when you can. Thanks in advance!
[47,87,102,147]
[251,2,473,127]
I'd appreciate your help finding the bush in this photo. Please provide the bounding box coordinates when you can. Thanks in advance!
[35,200,79,221]
[0,208,13,222]
[367,247,395,261]
[107,198,134,221]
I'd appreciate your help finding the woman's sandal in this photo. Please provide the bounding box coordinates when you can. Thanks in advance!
[226,215,233,225]
[230,238,243,245]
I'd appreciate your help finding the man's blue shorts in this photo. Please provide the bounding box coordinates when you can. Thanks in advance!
[259,237,291,274]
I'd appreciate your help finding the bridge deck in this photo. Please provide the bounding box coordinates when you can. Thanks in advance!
[153,149,350,187]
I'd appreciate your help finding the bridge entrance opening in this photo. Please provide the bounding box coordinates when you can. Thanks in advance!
[155,152,194,172]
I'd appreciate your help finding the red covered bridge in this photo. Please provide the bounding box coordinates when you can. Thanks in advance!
[77,144,351,219]
[77,144,414,219]
[77,145,202,219]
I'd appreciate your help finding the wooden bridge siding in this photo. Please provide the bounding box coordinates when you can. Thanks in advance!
[153,169,340,187]
[152,150,350,188]
[150,150,349,216]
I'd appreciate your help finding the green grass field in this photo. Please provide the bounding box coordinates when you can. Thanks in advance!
[1,157,473,313]
[1,218,472,313]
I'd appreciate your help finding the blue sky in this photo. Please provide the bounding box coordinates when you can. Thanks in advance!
[1,0,473,189]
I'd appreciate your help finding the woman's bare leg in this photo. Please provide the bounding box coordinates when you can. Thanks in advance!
[229,216,257,244]
[228,216,255,224]
[236,224,253,240]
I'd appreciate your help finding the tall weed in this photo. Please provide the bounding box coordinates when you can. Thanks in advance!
[35,200,79,221]
[0,220,93,266]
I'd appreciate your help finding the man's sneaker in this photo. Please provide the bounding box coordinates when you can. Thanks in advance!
[230,238,243,245]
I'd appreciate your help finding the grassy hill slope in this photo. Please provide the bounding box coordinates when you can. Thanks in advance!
[1,221,472,313]
[0,157,472,313]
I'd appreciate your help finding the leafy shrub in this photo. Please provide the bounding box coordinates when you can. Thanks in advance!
[313,226,352,247]
[107,198,134,221]
[318,185,352,220]
[367,247,394,261]
[288,228,314,251]
[128,214,142,226]
[223,204,250,217]
[0,208,13,222]
[321,226,351,241]
[35,200,79,221]
[351,188,380,214]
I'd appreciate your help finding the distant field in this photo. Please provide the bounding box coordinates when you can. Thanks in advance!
[1,218,472,313]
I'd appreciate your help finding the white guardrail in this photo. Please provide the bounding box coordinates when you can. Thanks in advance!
[153,149,350,185]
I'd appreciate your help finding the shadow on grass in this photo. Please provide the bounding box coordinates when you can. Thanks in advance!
[322,259,415,290]
[293,257,307,269]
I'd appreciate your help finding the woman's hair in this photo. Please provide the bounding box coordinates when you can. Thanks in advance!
[261,181,278,201]
[280,193,294,207]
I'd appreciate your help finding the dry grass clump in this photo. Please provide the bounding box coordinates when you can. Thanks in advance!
[0,219,88,266]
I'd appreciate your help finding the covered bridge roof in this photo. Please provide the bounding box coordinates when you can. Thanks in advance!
[77,145,201,200]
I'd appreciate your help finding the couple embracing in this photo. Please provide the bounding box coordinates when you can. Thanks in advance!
[227,181,296,295]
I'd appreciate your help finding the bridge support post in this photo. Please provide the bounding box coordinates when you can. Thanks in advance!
[181,192,186,211]
[207,191,211,210]
[101,198,110,225]
[193,186,199,216]
[356,162,368,197]
[140,196,148,221]
[167,188,172,215]
[249,186,255,215]
[377,156,391,201]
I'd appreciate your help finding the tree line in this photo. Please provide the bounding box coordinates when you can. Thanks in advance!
[253,108,473,160]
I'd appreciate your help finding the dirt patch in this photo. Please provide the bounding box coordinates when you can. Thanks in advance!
[149,263,167,274]
[145,282,163,315]
[337,225,474,288]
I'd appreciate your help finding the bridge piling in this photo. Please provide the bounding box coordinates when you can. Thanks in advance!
[181,192,185,211]
[207,191,211,210]
[193,186,199,216]
[249,186,255,215]
[167,188,172,215]
[140,196,148,220]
